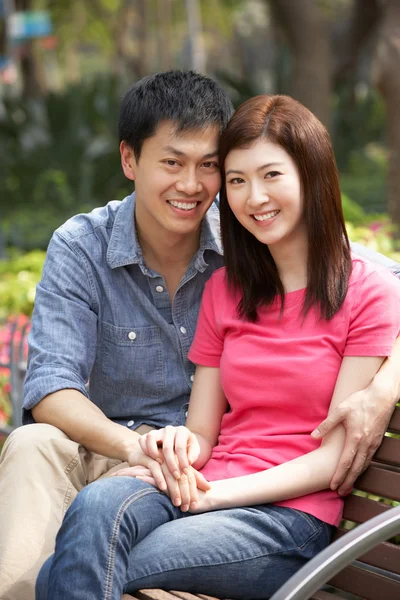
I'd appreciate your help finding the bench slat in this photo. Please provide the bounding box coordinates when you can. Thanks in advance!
[329,563,400,600]
[355,466,400,501]
[340,493,391,523]
[334,530,400,574]
[374,435,400,466]
[311,591,347,600]
[388,406,400,433]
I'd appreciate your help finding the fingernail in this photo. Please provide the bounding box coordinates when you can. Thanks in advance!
[156,458,163,464]
[311,429,320,439]
[181,504,189,512]
[183,467,190,475]
[173,471,180,480]
[339,489,351,497]
[190,501,197,510]
[174,497,181,506]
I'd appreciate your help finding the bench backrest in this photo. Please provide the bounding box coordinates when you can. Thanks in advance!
[324,405,400,600]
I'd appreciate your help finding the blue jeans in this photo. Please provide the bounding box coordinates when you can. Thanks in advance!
[36,477,333,600]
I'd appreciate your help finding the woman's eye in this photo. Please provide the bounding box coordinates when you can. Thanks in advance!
[265,171,281,179]
[227,177,244,185]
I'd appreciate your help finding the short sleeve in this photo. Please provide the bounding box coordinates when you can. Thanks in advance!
[188,272,225,367]
[344,267,400,356]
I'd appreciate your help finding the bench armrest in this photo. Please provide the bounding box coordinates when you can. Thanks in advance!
[269,504,400,600]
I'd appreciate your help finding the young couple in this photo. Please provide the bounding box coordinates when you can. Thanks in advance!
[0,71,399,600]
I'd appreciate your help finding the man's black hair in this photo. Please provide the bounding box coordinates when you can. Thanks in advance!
[118,70,234,161]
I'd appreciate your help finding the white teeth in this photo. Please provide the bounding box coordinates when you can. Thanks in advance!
[254,210,279,221]
[168,200,198,210]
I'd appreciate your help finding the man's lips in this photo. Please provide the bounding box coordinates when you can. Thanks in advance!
[167,200,200,211]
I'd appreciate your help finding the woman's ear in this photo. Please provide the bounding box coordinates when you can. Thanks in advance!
[120,141,136,181]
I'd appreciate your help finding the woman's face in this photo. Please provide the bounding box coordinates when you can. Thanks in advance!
[224,139,307,254]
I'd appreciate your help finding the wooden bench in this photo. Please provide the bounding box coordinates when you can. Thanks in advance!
[125,406,400,600]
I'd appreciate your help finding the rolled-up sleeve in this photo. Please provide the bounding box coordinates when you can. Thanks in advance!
[23,230,99,422]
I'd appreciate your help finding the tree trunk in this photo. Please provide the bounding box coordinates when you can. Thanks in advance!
[269,0,332,129]
[373,0,400,234]
[185,0,206,73]
[156,0,172,71]
[14,0,44,98]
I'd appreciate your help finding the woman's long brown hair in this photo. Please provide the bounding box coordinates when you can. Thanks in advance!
[219,94,351,322]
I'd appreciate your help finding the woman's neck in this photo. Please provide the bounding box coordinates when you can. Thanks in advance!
[269,239,308,293]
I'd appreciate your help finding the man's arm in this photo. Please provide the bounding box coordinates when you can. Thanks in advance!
[24,230,165,484]
[312,336,400,495]
[32,390,140,463]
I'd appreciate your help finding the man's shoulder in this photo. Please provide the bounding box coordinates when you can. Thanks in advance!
[55,200,125,246]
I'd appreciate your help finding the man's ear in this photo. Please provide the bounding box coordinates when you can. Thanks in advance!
[120,141,136,181]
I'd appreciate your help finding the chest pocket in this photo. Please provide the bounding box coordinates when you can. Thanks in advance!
[100,322,165,399]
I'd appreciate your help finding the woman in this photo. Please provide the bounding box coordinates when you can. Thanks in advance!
[36,95,400,600]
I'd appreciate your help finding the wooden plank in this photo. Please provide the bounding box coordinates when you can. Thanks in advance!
[355,466,400,501]
[333,531,400,574]
[388,406,400,433]
[329,563,400,600]
[340,493,391,524]
[169,593,209,600]
[135,590,181,600]
[311,591,347,600]
[374,436,400,466]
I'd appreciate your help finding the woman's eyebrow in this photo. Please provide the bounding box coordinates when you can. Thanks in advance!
[226,162,284,176]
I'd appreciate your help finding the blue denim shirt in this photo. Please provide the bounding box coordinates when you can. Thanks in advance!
[23,193,224,429]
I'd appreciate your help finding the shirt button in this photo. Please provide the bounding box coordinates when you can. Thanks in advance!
[156,285,164,293]
[128,331,137,340]
[185,411,188,418]
[190,375,194,382]
[180,326,187,334]
[127,420,135,427]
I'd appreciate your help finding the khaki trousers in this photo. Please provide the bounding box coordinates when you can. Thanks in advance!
[0,423,153,600]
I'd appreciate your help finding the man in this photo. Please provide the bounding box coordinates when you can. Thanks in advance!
[0,70,399,600]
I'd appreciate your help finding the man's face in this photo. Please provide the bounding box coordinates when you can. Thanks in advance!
[121,121,221,240]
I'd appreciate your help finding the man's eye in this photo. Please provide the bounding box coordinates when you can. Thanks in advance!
[165,160,179,166]
[203,161,219,169]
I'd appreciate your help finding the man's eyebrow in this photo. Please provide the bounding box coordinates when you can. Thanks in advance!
[225,162,284,176]
[162,145,219,159]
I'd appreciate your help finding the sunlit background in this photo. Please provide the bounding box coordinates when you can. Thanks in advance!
[1,0,400,425]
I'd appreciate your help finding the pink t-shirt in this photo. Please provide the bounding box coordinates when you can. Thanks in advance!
[188,257,400,526]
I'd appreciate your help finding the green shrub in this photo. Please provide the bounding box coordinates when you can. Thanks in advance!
[0,250,46,320]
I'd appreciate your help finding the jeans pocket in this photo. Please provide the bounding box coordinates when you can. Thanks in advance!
[100,322,165,398]
[289,509,331,550]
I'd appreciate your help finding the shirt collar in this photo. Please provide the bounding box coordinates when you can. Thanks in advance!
[107,192,223,270]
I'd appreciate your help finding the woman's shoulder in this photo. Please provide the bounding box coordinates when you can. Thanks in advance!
[207,266,228,292]
[349,254,400,295]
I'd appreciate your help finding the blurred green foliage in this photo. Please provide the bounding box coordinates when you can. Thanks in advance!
[0,73,391,252]
[0,76,132,251]
[0,250,46,319]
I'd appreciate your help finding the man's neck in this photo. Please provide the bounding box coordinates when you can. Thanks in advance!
[137,222,201,274]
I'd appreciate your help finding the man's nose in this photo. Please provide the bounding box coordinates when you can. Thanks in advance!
[175,170,202,195]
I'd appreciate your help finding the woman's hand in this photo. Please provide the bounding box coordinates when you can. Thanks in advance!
[138,425,201,479]
[116,463,211,512]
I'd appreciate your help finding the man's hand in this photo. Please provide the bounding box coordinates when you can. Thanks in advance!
[311,383,395,495]
[117,442,169,492]
[138,425,201,479]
